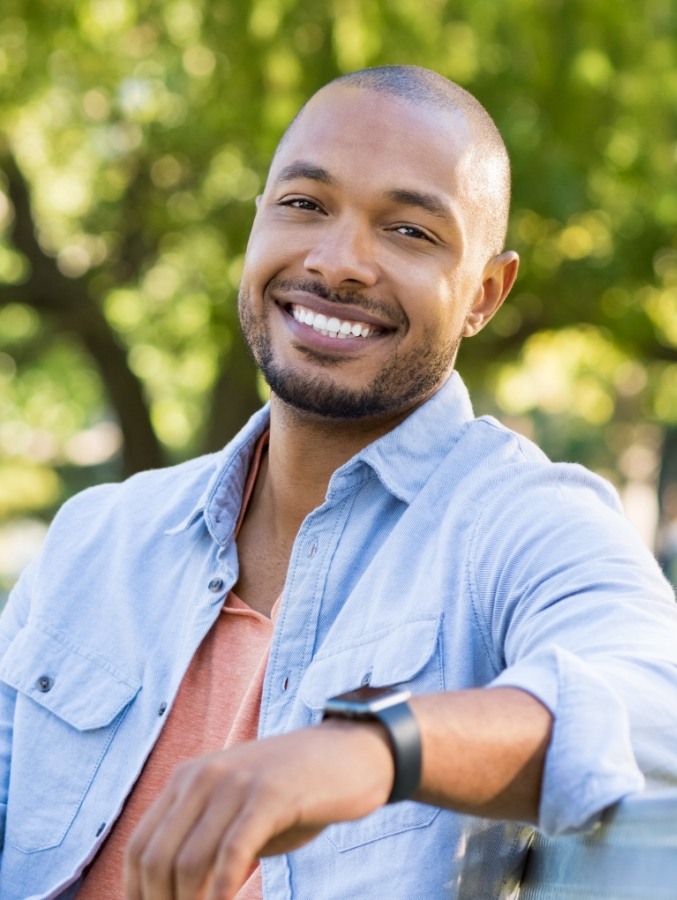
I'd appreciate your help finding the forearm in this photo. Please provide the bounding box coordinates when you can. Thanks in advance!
[408,686,552,822]
[315,685,552,823]
[125,687,552,899]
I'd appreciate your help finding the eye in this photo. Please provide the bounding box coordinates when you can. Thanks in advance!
[393,224,433,242]
[280,197,322,212]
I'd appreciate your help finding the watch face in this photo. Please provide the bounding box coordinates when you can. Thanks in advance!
[324,685,412,715]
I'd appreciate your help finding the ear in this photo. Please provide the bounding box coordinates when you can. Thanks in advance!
[462,251,519,337]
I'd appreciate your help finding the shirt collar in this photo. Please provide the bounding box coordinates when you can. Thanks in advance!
[166,404,272,545]
[329,372,475,504]
[168,372,475,543]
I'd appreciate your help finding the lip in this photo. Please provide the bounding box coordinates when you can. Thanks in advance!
[274,299,393,353]
[272,289,399,329]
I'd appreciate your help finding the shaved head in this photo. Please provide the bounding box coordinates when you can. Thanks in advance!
[276,65,511,258]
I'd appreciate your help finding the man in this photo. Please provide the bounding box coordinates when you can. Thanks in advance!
[1,65,676,900]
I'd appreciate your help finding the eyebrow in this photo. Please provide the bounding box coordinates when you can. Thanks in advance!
[275,162,336,186]
[385,188,452,222]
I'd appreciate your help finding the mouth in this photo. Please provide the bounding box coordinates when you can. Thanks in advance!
[288,303,386,339]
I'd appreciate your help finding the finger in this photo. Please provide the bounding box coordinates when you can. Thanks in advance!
[205,802,270,900]
[173,794,246,900]
[125,782,181,900]
[125,775,211,900]
[204,798,325,900]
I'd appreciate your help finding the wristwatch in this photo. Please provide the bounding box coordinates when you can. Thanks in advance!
[322,685,422,804]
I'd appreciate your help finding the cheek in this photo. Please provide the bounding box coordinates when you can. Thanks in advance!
[241,228,300,297]
[415,277,461,330]
[433,274,475,326]
[241,232,271,275]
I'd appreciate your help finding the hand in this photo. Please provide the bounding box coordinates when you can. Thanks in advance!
[124,719,394,900]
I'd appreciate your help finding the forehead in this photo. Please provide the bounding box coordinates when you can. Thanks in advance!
[268,86,474,197]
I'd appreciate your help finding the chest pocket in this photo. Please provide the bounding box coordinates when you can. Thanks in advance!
[0,622,140,853]
[299,617,444,851]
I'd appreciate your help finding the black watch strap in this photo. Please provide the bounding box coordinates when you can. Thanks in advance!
[374,700,422,803]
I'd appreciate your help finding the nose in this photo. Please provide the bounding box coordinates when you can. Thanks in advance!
[303,216,379,288]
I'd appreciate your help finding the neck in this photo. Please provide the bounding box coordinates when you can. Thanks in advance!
[255,396,415,540]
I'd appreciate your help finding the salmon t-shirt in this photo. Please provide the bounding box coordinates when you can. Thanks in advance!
[80,435,274,899]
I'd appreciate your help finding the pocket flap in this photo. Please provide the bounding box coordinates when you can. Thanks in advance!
[0,623,140,730]
[300,617,441,711]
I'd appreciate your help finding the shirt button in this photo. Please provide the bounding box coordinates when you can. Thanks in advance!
[36,675,54,693]
[308,543,317,558]
[208,577,224,593]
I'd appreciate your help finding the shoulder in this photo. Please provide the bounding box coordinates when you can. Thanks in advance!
[447,416,669,591]
[46,451,224,546]
[22,446,232,589]
[447,413,622,515]
[456,418,672,603]
[52,404,271,538]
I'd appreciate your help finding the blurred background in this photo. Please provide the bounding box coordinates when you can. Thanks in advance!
[1,0,676,602]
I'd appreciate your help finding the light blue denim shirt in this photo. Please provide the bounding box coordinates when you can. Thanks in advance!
[2,373,677,900]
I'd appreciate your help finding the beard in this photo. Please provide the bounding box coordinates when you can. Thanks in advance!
[238,282,460,421]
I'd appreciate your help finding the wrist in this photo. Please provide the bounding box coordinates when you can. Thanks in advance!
[322,686,422,803]
[318,717,395,806]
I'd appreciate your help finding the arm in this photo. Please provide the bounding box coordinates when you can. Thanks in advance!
[0,681,15,855]
[469,470,672,833]
[0,562,34,857]
[412,686,551,820]
[124,685,550,900]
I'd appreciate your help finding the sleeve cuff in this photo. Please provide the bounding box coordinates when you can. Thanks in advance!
[490,645,645,836]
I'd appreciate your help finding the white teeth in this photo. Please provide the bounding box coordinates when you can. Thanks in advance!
[290,304,377,338]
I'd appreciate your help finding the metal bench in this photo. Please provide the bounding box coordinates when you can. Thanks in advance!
[519,790,677,898]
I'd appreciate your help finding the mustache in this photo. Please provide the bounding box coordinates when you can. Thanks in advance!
[270,276,408,327]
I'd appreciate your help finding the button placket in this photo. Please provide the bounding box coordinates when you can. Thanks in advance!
[272,524,327,720]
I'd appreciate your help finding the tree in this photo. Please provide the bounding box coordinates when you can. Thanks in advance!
[1,0,676,550]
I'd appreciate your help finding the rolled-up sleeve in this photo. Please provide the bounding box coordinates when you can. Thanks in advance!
[491,646,645,834]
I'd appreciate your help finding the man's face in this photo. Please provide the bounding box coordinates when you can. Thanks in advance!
[239,85,502,422]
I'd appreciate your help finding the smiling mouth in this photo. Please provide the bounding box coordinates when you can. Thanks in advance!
[288,303,386,339]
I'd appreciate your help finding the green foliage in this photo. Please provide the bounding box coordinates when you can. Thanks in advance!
[1,0,676,544]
